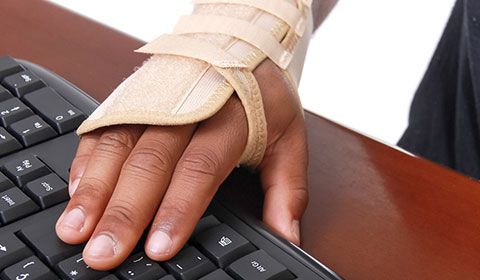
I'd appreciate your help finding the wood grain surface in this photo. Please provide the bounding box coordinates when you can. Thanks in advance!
[1,1,479,279]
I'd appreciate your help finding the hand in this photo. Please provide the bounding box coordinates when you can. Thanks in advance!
[55,59,309,270]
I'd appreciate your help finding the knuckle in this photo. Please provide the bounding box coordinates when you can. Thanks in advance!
[72,177,112,204]
[103,201,145,229]
[157,196,191,225]
[95,128,137,156]
[291,186,309,206]
[178,148,220,179]
[123,144,173,179]
[285,184,309,213]
[69,155,89,178]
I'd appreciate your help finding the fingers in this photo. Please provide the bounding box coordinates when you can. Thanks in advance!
[82,125,195,270]
[56,125,145,244]
[68,130,103,196]
[145,96,248,261]
[260,113,309,246]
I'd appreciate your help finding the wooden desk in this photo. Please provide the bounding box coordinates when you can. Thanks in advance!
[1,1,480,279]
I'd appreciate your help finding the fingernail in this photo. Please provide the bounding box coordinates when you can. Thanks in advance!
[148,230,173,255]
[59,208,85,232]
[69,178,80,197]
[86,234,117,258]
[291,220,301,243]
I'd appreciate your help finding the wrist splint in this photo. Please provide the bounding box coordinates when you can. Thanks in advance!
[77,0,314,168]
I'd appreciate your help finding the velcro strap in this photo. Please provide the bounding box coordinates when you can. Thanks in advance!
[135,34,247,68]
[174,15,293,69]
[192,0,307,36]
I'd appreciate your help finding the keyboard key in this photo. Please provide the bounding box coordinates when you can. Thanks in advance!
[0,98,34,127]
[199,269,234,280]
[24,87,85,134]
[0,127,22,157]
[101,275,121,280]
[24,173,68,209]
[2,70,46,98]
[0,172,15,192]
[194,224,256,268]
[56,253,109,280]
[18,220,83,267]
[158,275,176,280]
[0,232,33,270]
[226,250,295,280]
[192,215,221,237]
[115,252,167,280]
[0,56,23,80]
[165,246,216,280]
[0,85,12,102]
[0,187,39,224]
[2,155,50,186]
[0,256,57,280]
[9,115,57,147]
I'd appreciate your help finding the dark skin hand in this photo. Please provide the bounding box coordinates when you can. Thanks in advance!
[55,59,309,270]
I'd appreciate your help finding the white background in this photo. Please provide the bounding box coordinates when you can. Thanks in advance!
[47,0,456,144]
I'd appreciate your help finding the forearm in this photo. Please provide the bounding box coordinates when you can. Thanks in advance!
[312,0,338,31]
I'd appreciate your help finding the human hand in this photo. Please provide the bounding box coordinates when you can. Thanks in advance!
[55,59,309,270]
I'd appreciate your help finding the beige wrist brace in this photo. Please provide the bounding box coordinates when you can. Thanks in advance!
[77,0,313,168]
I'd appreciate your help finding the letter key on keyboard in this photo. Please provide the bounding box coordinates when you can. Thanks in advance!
[0,188,39,224]
[0,98,33,127]
[0,127,22,158]
[0,172,15,192]
[0,56,23,80]
[23,87,85,134]
[0,85,12,102]
[2,155,50,187]
[23,173,68,209]
[1,70,46,98]
[9,115,57,147]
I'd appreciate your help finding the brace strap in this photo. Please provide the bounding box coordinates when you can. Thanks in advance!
[174,15,293,70]
[192,0,307,36]
[77,0,313,168]
[135,34,248,68]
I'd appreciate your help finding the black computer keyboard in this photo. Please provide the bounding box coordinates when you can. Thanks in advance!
[0,55,342,280]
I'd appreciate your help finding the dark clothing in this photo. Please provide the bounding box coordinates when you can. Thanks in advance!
[399,0,480,179]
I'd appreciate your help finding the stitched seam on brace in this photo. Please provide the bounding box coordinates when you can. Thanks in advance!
[173,15,293,70]
[214,67,267,166]
[135,34,248,68]
[77,80,235,131]
[193,0,306,36]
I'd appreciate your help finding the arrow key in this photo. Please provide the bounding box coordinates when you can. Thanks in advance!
[0,232,33,270]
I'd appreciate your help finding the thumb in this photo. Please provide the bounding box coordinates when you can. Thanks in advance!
[259,114,309,246]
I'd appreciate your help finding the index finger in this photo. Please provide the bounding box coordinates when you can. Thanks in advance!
[69,130,104,196]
